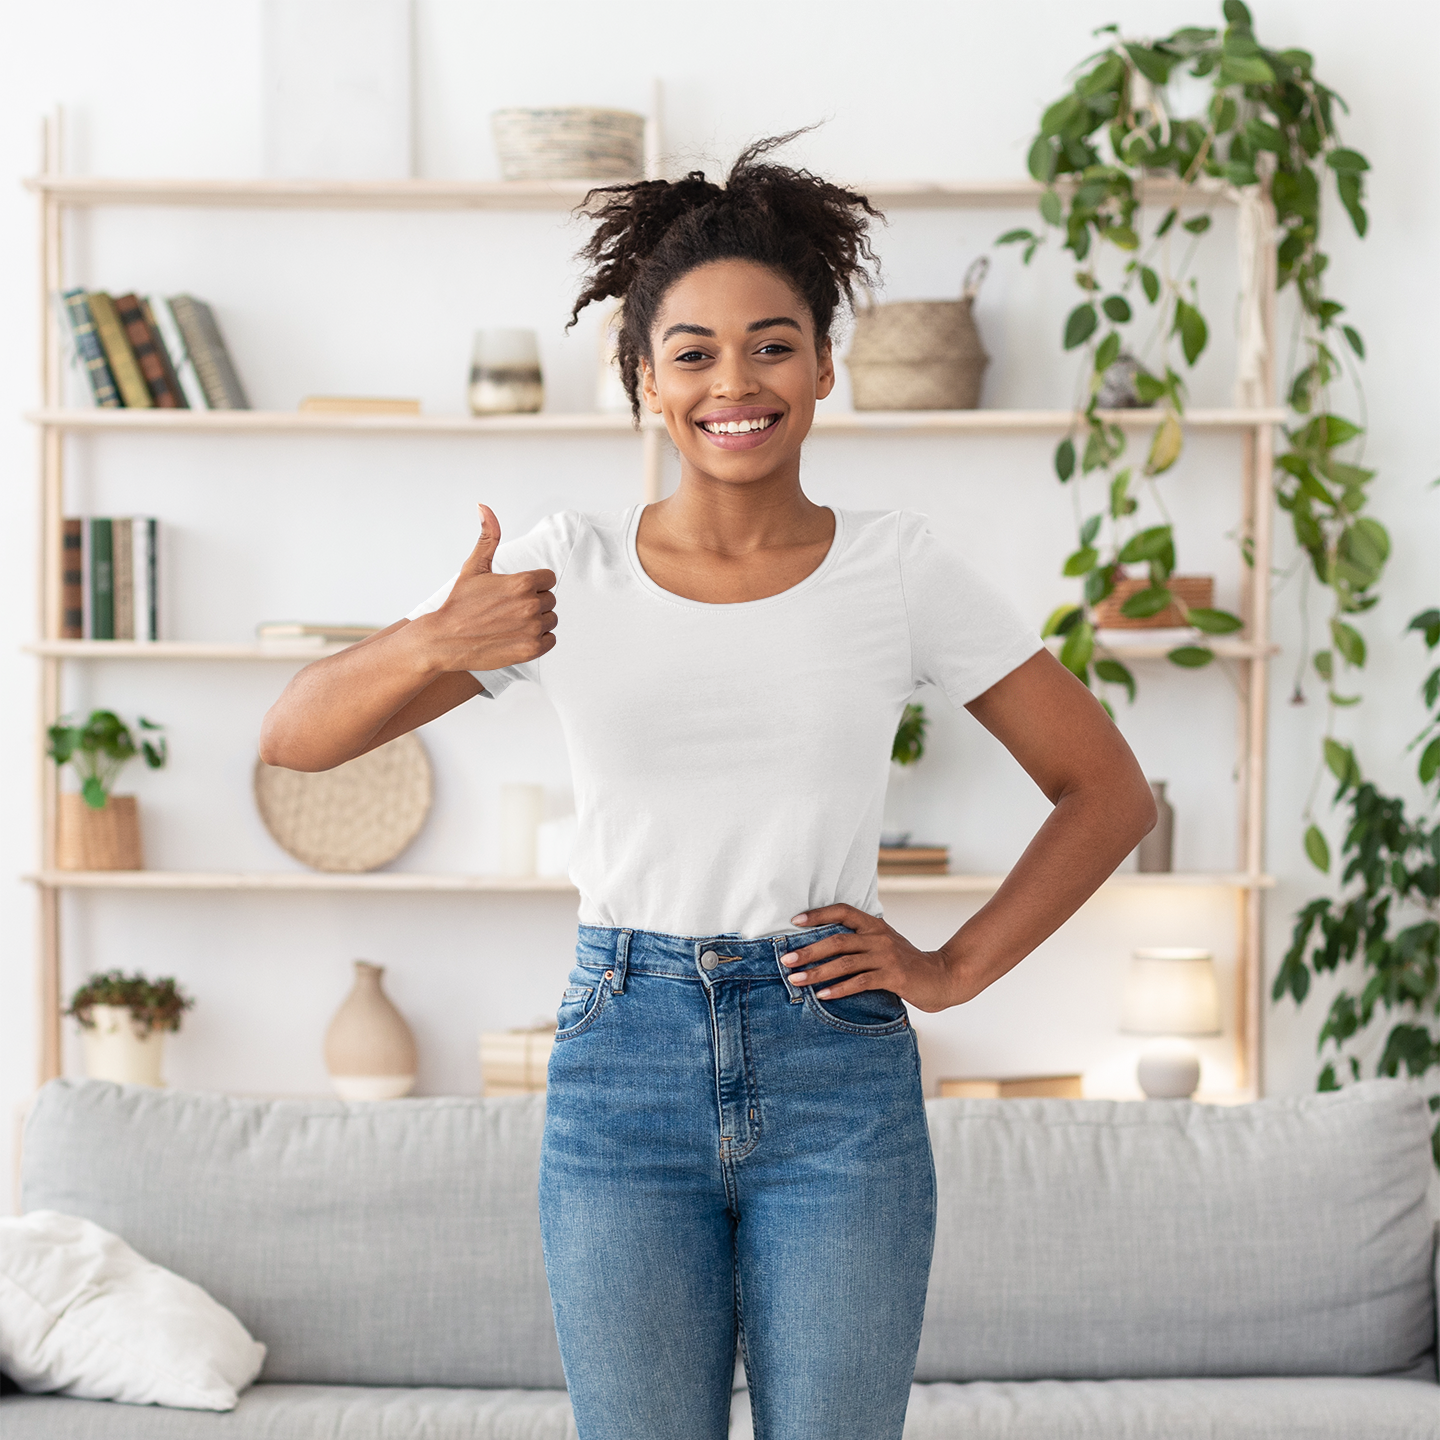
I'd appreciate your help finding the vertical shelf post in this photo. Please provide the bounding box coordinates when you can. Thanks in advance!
[37,111,65,1086]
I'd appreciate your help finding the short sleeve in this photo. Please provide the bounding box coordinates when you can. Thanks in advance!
[898,512,1043,707]
[404,511,578,700]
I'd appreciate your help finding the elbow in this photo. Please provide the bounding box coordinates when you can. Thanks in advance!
[258,709,317,772]
[1129,772,1159,844]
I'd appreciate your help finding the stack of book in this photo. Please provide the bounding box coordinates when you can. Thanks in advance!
[64,517,160,641]
[878,844,949,876]
[479,1026,556,1096]
[256,623,379,648]
[61,290,250,410]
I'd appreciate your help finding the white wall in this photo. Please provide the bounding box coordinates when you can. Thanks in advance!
[3,0,1438,1209]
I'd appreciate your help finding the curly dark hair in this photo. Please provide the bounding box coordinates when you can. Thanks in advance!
[569,131,883,422]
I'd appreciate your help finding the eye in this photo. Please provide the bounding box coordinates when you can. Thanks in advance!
[757,342,794,356]
[674,349,709,363]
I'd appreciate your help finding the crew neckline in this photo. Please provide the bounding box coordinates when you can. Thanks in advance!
[624,502,846,610]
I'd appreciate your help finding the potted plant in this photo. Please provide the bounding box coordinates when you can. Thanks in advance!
[67,970,193,1087]
[47,710,166,870]
[881,703,928,848]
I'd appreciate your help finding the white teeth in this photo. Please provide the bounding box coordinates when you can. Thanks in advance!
[702,416,775,435]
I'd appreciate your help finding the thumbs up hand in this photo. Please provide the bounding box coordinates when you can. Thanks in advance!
[419,504,558,673]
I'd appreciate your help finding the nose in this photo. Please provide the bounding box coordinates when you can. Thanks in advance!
[710,350,761,400]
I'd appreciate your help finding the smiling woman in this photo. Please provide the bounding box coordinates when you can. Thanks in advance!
[257,132,1157,1440]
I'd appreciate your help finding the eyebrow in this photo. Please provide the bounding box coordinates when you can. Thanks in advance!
[660,316,803,343]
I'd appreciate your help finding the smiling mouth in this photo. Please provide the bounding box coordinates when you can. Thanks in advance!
[697,414,780,436]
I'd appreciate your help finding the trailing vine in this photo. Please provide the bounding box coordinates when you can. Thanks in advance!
[1000,0,1381,719]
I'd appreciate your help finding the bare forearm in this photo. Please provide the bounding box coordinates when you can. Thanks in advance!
[259,618,458,771]
[939,777,1155,1004]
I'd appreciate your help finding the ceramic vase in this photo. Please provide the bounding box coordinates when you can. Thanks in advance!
[1137,781,1175,873]
[468,329,543,414]
[324,961,417,1100]
[56,794,143,870]
[81,1004,165,1086]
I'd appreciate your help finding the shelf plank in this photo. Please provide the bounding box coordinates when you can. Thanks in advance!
[25,636,1280,663]
[28,869,1276,894]
[24,640,350,660]
[26,406,1286,436]
[1043,635,1279,661]
[24,175,1241,212]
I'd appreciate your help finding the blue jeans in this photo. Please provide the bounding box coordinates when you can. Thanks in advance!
[539,924,937,1440]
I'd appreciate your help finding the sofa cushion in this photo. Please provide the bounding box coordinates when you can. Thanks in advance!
[21,1083,564,1389]
[916,1081,1437,1382]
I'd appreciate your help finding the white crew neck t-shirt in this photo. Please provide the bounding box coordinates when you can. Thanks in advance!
[407,505,1041,939]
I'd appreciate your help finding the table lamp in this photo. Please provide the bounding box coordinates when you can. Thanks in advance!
[1120,947,1221,1099]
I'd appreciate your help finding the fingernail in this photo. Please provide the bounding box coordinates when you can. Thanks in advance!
[817,989,833,998]
[792,913,807,925]
[790,973,808,985]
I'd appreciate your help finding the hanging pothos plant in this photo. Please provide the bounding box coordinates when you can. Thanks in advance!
[999,0,1381,717]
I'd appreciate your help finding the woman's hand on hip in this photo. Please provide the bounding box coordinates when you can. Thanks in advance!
[412,503,558,674]
[783,904,971,1014]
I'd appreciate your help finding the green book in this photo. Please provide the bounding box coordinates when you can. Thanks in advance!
[90,518,114,640]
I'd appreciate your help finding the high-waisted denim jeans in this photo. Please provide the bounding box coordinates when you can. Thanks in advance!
[539,924,936,1440]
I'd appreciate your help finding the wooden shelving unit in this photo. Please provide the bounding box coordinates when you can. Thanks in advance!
[24,138,1278,1099]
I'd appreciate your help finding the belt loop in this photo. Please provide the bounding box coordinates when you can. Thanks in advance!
[610,929,632,994]
[775,936,804,1004]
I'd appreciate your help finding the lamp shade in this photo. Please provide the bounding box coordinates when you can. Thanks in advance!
[1120,948,1221,1036]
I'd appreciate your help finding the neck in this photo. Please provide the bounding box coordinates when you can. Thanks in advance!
[654,459,828,554]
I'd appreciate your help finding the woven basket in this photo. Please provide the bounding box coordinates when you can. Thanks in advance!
[846,258,989,411]
[1091,575,1215,629]
[491,108,644,182]
[56,794,142,870]
[253,733,432,873]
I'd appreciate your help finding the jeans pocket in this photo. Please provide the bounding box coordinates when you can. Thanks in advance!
[555,977,608,1040]
[805,986,910,1036]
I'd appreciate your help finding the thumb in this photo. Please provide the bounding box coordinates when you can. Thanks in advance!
[460,504,501,575]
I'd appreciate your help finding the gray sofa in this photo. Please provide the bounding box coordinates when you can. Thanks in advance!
[5,1077,1438,1438]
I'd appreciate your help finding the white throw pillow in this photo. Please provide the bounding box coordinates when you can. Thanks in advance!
[0,1210,266,1410]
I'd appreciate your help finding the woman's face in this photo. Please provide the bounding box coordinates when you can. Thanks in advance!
[641,259,834,486]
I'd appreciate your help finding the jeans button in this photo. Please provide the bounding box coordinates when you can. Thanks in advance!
[699,950,719,971]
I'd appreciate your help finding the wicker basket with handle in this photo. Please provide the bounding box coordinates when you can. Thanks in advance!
[846,258,990,411]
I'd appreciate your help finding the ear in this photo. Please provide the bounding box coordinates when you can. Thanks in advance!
[640,355,663,414]
[815,335,836,401]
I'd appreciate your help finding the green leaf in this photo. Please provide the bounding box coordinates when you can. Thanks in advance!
[1105,224,1140,251]
[1064,303,1099,350]
[1244,118,1284,153]
[1140,266,1160,304]
[1079,514,1101,546]
[1094,658,1136,703]
[1154,207,1178,239]
[1040,94,1084,138]
[1168,645,1214,668]
[1094,331,1121,374]
[1144,411,1184,475]
[1340,325,1364,359]
[1124,43,1173,84]
[1063,545,1100,577]
[1188,607,1244,634]
[1040,189,1063,226]
[1028,135,1057,183]
[1223,0,1253,22]
[81,776,107,809]
[1117,524,1174,564]
[1109,470,1136,518]
[1326,147,1370,173]
[1041,603,1083,639]
[1323,737,1358,786]
[1182,214,1212,234]
[1313,649,1333,681]
[1408,609,1440,648]
[998,227,1036,246]
[1420,737,1440,785]
[1331,620,1367,667]
[1133,370,1167,405]
[1220,53,1276,86]
[1328,692,1361,707]
[1173,298,1208,365]
[1304,824,1331,872]
[1059,619,1095,679]
[1121,586,1174,620]
[1054,437,1076,481]
[1101,295,1131,323]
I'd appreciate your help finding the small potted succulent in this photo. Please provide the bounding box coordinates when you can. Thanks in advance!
[67,970,193,1087]
[46,710,166,870]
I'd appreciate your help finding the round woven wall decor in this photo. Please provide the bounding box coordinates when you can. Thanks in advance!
[253,733,433,873]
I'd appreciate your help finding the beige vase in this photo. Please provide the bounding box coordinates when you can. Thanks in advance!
[56,794,143,870]
[81,1004,165,1086]
[323,961,416,1101]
